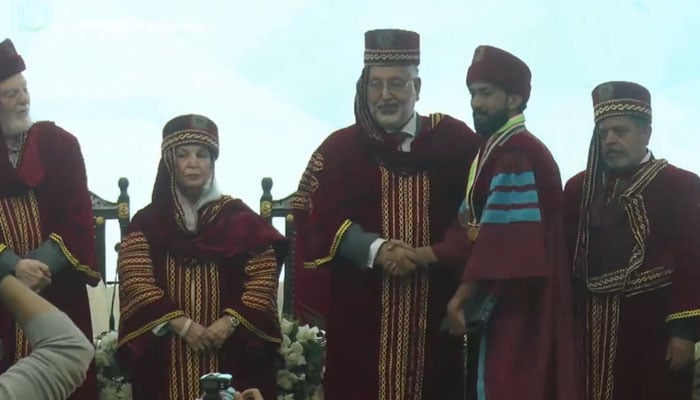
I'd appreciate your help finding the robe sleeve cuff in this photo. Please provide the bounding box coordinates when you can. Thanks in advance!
[667,317,700,342]
[151,321,171,337]
[302,219,353,269]
[0,244,20,281]
[666,309,700,322]
[118,310,186,347]
[47,233,100,279]
[337,222,381,269]
[224,308,282,344]
[26,239,69,275]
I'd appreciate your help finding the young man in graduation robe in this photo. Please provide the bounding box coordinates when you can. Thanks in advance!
[441,45,579,400]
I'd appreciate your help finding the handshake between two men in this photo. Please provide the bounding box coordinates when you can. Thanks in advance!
[374,240,437,278]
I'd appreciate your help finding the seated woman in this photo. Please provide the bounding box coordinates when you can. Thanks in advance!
[117,114,286,400]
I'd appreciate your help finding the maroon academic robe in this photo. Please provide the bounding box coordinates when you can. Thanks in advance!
[565,160,700,400]
[293,114,481,400]
[0,121,99,400]
[117,163,287,400]
[438,129,578,400]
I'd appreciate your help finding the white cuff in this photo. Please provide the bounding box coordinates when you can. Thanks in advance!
[152,322,169,336]
[367,238,387,269]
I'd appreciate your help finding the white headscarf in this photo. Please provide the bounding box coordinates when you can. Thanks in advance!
[174,165,222,232]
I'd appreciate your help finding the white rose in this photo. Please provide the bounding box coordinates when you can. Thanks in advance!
[277,369,295,390]
[119,383,133,400]
[94,349,112,367]
[105,331,119,351]
[280,318,295,336]
[99,385,119,400]
[282,334,291,348]
[295,324,320,343]
[283,341,307,367]
[311,386,324,400]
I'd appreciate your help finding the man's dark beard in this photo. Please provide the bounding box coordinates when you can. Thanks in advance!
[473,108,509,138]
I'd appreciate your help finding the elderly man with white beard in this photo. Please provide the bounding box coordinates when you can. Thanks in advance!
[0,38,99,400]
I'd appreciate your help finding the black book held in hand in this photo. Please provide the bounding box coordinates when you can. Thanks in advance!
[441,292,498,332]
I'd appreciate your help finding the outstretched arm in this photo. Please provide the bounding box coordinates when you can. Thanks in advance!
[0,275,94,399]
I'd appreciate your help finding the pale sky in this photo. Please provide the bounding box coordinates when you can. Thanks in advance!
[2,0,699,281]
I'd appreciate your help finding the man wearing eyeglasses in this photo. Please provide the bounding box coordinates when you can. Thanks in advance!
[292,29,481,400]
[0,38,99,399]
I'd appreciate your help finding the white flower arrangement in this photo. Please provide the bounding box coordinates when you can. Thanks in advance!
[93,331,132,400]
[276,317,326,400]
[94,318,326,400]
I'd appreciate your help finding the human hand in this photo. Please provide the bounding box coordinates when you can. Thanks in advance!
[14,259,51,291]
[238,388,263,400]
[446,294,467,336]
[170,317,217,352]
[208,317,236,348]
[414,246,437,267]
[445,282,479,336]
[377,240,417,278]
[199,387,263,400]
[666,336,695,371]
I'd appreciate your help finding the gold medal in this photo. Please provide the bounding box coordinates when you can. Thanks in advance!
[467,224,479,242]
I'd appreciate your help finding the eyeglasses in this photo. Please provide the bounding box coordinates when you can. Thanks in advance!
[0,88,28,101]
[367,78,415,96]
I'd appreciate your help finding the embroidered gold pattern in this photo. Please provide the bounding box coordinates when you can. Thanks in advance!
[0,192,43,256]
[378,166,430,400]
[582,160,668,294]
[587,294,621,400]
[166,253,220,399]
[594,99,652,122]
[161,130,219,155]
[429,113,444,129]
[292,152,323,212]
[243,247,279,314]
[48,233,101,279]
[0,192,44,361]
[224,308,282,344]
[587,265,672,296]
[666,309,700,322]
[117,232,168,322]
[199,196,235,226]
[303,219,352,269]
[574,159,668,399]
[118,311,185,347]
[364,49,420,64]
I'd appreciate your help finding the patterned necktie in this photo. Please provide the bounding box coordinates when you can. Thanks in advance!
[392,131,411,152]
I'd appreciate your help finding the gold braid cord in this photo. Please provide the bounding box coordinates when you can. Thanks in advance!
[0,192,44,360]
[117,232,185,346]
[292,151,323,213]
[377,165,431,400]
[165,253,220,399]
[302,219,352,269]
[429,113,444,129]
[48,233,101,279]
[242,247,280,316]
[587,294,621,400]
[576,159,669,400]
[161,130,219,155]
[583,159,669,295]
